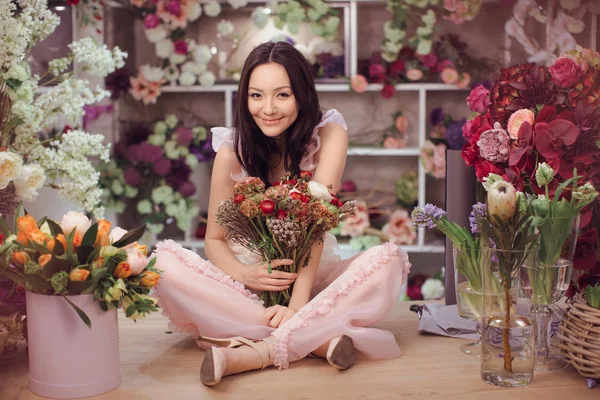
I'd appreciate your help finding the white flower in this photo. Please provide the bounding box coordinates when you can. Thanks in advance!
[193,45,212,64]
[421,279,445,300]
[0,151,23,189]
[154,121,168,135]
[48,57,70,76]
[126,247,148,276]
[228,0,248,8]
[109,227,128,243]
[165,114,179,128]
[111,179,124,195]
[199,71,216,87]
[4,62,28,81]
[14,163,45,201]
[164,140,180,159]
[156,39,174,59]
[164,66,180,83]
[416,39,432,55]
[383,40,402,55]
[169,53,187,65]
[556,31,576,53]
[145,25,169,43]
[310,37,343,57]
[148,133,166,146]
[141,65,164,81]
[383,21,405,43]
[137,199,153,214]
[185,154,199,168]
[69,38,127,77]
[187,2,202,21]
[204,1,222,17]
[179,71,196,86]
[560,0,581,10]
[60,211,91,236]
[307,181,333,201]
[182,61,206,75]
[151,185,175,205]
[294,44,315,64]
[251,7,269,29]
[217,20,234,37]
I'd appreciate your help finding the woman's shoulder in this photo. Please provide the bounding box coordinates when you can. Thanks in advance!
[315,109,347,132]
[211,127,236,153]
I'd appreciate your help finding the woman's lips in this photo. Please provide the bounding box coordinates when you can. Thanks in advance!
[261,117,282,125]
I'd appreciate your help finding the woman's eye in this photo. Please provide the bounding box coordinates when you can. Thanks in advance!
[278,93,291,98]
[249,93,261,99]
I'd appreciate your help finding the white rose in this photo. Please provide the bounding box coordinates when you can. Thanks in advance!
[179,71,196,86]
[109,227,128,243]
[164,66,180,83]
[14,163,45,202]
[0,151,23,189]
[228,0,248,9]
[145,25,168,43]
[193,45,212,65]
[60,211,91,237]
[204,1,221,17]
[199,71,216,87]
[421,279,445,300]
[141,65,164,82]
[156,39,174,59]
[182,61,206,75]
[307,181,333,201]
[187,2,202,21]
[126,247,148,275]
[169,53,187,65]
[217,20,234,37]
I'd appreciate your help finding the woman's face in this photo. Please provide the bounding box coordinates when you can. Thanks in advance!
[247,62,299,139]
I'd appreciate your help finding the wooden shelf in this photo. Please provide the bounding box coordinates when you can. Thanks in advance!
[347,147,420,156]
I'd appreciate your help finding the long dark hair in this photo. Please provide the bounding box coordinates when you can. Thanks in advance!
[233,41,322,185]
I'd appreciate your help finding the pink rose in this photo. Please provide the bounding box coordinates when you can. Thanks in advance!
[369,64,386,82]
[507,109,535,140]
[341,201,370,237]
[382,82,395,99]
[144,14,160,29]
[549,56,581,88]
[395,115,408,133]
[382,209,416,245]
[406,68,423,81]
[350,75,368,93]
[126,247,149,276]
[466,85,490,113]
[174,39,188,55]
[441,68,459,84]
[421,53,438,68]
[476,123,511,163]
[436,59,455,72]
[383,137,406,149]
[456,72,471,88]
[420,141,447,179]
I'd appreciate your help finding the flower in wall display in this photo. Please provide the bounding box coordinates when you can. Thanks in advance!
[99,115,214,235]
[0,1,127,218]
[395,172,418,208]
[293,36,345,79]
[356,34,494,99]
[505,0,598,67]
[69,0,106,35]
[129,0,341,103]
[347,109,410,148]
[402,270,445,301]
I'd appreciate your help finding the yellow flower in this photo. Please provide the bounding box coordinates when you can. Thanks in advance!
[95,219,112,247]
[140,271,160,287]
[17,215,38,236]
[487,181,517,222]
[69,268,90,281]
[27,230,47,246]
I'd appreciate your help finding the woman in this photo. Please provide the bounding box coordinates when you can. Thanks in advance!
[153,41,411,386]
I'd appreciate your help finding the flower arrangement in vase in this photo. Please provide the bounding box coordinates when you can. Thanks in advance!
[421,107,467,179]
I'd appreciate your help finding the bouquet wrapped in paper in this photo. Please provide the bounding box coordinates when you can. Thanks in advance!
[216,171,355,307]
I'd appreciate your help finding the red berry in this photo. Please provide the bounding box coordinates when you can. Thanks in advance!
[301,195,311,203]
[286,179,297,186]
[234,194,245,204]
[272,181,281,186]
[331,197,340,207]
[0,233,4,245]
[260,199,275,214]
[276,210,287,220]
[290,192,303,201]
[299,171,313,180]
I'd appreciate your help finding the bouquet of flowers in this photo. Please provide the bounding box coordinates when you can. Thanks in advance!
[100,114,213,236]
[0,1,126,218]
[0,209,161,326]
[216,172,355,307]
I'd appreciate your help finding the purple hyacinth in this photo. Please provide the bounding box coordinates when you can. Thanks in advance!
[175,127,193,147]
[445,119,467,150]
[430,107,444,126]
[124,167,142,186]
[153,158,172,176]
[411,204,447,229]
[178,181,197,197]
[469,202,487,234]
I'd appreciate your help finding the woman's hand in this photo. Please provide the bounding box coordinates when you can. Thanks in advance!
[237,259,298,292]
[264,305,296,328]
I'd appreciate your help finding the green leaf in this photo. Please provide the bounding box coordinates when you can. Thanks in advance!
[62,296,92,328]
[53,238,65,256]
[13,203,24,233]
[125,303,138,318]
[0,216,11,236]
[24,274,53,293]
[31,241,49,255]
[46,219,64,236]
[40,255,72,280]
[77,245,95,265]
[82,222,98,247]
[67,280,95,294]
[113,225,146,248]
[36,216,47,228]
[146,257,157,270]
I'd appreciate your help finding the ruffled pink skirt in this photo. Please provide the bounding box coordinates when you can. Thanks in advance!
[152,240,411,369]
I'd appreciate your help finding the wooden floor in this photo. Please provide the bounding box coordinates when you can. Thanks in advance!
[1,302,597,400]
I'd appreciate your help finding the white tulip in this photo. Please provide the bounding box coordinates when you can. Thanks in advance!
[308,181,333,202]
[156,39,174,59]
[60,211,92,237]
[179,71,196,86]
[193,45,212,65]
[199,71,216,87]
[109,227,128,243]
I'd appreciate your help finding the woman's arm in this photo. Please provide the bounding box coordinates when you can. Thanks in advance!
[288,121,349,311]
[204,147,248,281]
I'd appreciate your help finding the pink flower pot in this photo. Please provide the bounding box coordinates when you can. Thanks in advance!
[25,291,121,398]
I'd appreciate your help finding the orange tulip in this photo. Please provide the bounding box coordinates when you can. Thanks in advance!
[12,251,30,266]
[56,234,67,251]
[47,238,56,253]
[114,262,132,279]
[72,233,83,248]
[91,257,105,270]
[38,254,52,267]
[17,231,28,246]
[95,220,111,247]
[140,271,160,287]
[27,230,47,246]
[69,268,90,281]
[17,215,38,235]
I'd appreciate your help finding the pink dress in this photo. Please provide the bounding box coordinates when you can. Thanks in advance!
[153,109,412,370]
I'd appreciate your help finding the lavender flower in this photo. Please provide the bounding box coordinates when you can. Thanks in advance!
[430,107,444,126]
[469,202,487,234]
[445,119,467,150]
[411,204,447,229]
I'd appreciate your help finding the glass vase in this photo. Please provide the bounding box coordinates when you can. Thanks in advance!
[453,245,482,356]
[520,214,580,370]
[481,245,536,387]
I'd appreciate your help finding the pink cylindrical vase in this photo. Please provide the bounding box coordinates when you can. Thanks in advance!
[25,291,121,399]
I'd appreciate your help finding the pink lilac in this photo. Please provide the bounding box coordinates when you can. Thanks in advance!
[124,167,142,186]
[178,181,196,197]
[144,14,160,29]
[436,59,455,73]
[477,128,511,163]
[411,204,446,229]
[421,53,438,68]
[469,202,487,234]
[174,39,188,55]
[166,0,181,16]
[175,127,193,146]
[153,157,172,176]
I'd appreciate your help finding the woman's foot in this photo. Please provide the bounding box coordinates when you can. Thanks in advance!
[200,337,274,386]
[312,335,357,370]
